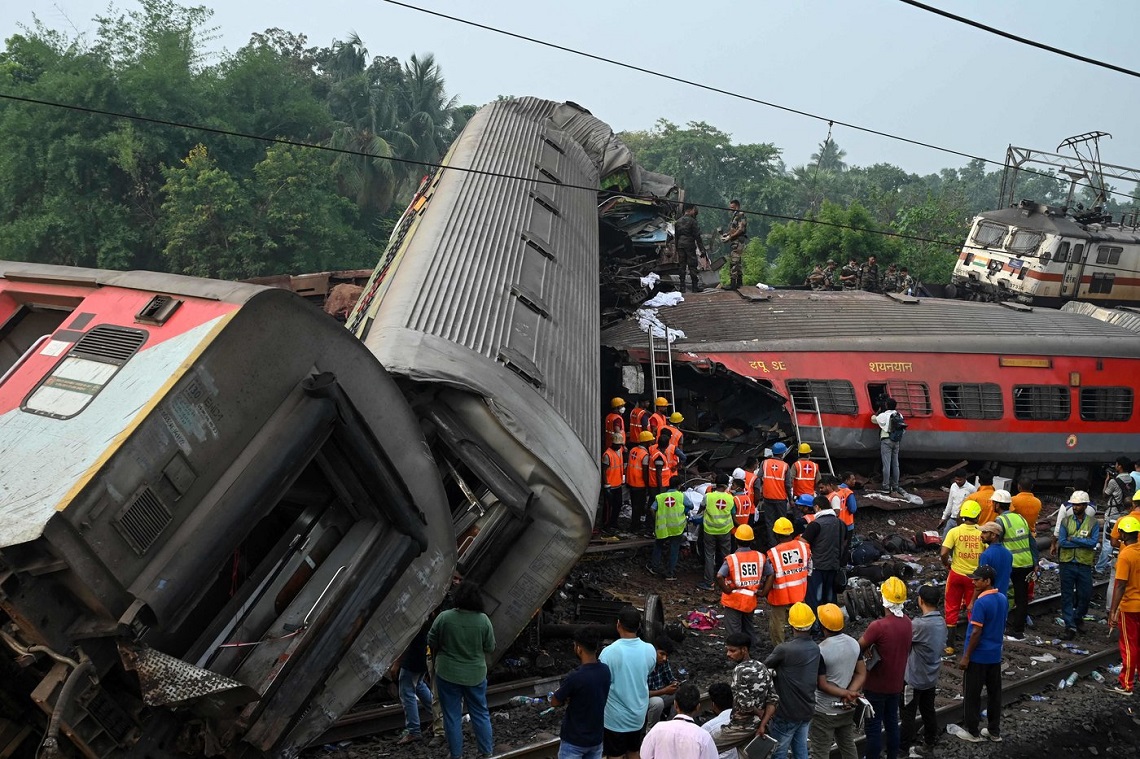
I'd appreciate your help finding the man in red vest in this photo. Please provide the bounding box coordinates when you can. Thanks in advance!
[765,517,811,647]
[600,433,625,532]
[731,468,755,527]
[628,397,650,445]
[647,397,670,439]
[717,524,773,647]
[757,443,793,551]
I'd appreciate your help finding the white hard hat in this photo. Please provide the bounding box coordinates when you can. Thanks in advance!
[1069,490,1090,504]
[732,467,747,481]
[991,489,1012,504]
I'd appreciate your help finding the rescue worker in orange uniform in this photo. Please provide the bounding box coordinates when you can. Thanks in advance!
[627,431,653,535]
[731,467,756,527]
[604,397,626,451]
[647,397,670,438]
[742,456,760,503]
[717,524,773,647]
[824,474,857,564]
[647,431,676,499]
[628,397,650,445]
[765,517,811,647]
[600,433,625,531]
[791,443,820,499]
[758,442,794,551]
[972,470,997,527]
[659,411,685,449]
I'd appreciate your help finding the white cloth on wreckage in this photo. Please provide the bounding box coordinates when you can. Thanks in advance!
[643,291,686,309]
[636,308,687,343]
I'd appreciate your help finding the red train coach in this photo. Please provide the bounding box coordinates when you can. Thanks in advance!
[601,289,1140,465]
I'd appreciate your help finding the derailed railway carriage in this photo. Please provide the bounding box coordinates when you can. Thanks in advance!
[0,264,456,758]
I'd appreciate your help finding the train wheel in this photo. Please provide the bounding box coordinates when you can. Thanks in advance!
[642,594,665,643]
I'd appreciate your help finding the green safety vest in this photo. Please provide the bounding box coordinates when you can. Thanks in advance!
[1059,513,1096,566]
[997,512,1034,569]
[654,490,688,539]
[703,491,735,535]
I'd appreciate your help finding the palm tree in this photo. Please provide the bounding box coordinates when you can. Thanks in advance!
[396,53,459,173]
[810,140,848,173]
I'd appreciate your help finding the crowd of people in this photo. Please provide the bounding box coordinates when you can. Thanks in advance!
[803,257,917,295]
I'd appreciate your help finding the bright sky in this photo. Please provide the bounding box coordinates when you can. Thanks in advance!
[3,0,1140,180]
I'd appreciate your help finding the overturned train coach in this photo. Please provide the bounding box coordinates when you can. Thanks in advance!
[0,264,457,757]
[601,289,1140,469]
[346,96,633,662]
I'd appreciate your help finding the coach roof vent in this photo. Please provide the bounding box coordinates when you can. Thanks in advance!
[71,325,147,363]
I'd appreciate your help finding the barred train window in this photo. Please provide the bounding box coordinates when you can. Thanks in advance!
[1089,272,1115,294]
[941,383,1003,419]
[1013,385,1070,421]
[786,380,858,415]
[1095,246,1123,265]
[1009,230,1044,254]
[972,221,1007,247]
[885,381,932,417]
[1080,387,1133,422]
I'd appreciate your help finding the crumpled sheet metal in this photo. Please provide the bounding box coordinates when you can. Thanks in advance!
[119,642,260,708]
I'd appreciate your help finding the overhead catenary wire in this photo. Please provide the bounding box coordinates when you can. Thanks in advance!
[896,0,1140,81]
[0,89,967,250]
[379,0,1140,206]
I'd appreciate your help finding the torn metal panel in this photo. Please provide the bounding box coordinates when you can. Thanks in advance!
[119,643,259,709]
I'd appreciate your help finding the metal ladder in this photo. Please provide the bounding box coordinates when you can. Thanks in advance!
[647,327,675,409]
[791,396,835,475]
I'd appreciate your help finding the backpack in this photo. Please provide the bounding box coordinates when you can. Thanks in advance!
[887,411,907,442]
[1113,473,1136,507]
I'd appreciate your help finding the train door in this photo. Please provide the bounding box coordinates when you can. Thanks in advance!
[1061,243,1085,297]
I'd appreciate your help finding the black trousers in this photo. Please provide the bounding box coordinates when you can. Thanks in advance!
[603,487,623,528]
[1009,566,1032,633]
[629,487,649,533]
[677,246,700,291]
[962,661,1002,736]
[760,499,787,551]
[900,685,938,749]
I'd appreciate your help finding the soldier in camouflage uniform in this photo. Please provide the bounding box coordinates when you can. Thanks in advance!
[713,632,779,750]
[823,260,838,290]
[724,200,748,290]
[860,255,880,293]
[674,203,706,293]
[805,264,827,290]
[881,263,899,294]
[840,258,860,290]
[899,266,916,295]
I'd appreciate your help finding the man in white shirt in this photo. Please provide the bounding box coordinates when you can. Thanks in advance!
[871,398,904,495]
[641,683,718,759]
[699,682,739,759]
[938,471,977,538]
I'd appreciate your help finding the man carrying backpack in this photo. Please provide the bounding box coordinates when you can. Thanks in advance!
[871,398,905,496]
[1100,457,1136,576]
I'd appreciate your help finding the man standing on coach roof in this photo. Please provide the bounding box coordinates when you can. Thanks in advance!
[723,200,748,291]
[674,203,706,295]
[599,607,657,759]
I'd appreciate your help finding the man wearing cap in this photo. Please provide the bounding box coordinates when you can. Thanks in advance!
[601,433,626,531]
[822,260,839,290]
[759,444,794,550]
[699,476,736,592]
[858,577,913,759]
[627,432,653,535]
[941,500,983,655]
[1109,515,1140,695]
[977,522,1012,595]
[993,491,1035,638]
[765,518,811,647]
[810,604,865,759]
[764,603,821,759]
[792,444,819,500]
[1054,490,1100,640]
[659,411,686,450]
[955,565,1007,743]
[717,525,773,647]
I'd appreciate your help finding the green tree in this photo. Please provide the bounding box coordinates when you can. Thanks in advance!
[766,201,900,285]
[891,192,969,285]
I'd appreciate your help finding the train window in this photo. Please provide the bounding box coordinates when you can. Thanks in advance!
[1009,230,1044,254]
[1013,385,1070,421]
[1080,387,1133,422]
[879,380,932,417]
[972,221,1006,247]
[786,379,858,415]
[941,383,1003,420]
[1089,273,1115,294]
[1073,243,1085,262]
[1095,245,1123,265]
[1054,241,1070,264]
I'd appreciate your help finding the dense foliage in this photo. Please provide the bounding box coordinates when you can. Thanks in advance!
[1,1,1137,283]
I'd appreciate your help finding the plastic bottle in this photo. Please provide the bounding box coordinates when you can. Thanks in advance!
[1065,672,1079,688]
[1031,695,1049,702]
[1091,670,1106,684]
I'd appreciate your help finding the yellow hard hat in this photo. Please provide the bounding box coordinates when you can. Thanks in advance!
[639,431,655,443]
[817,603,845,632]
[959,500,982,519]
[1133,489,1140,502]
[655,396,669,407]
[1118,515,1140,534]
[773,517,794,535]
[734,524,755,542]
[669,412,684,423]
[611,397,626,409]
[881,576,907,604]
[788,602,816,630]
[798,443,812,455]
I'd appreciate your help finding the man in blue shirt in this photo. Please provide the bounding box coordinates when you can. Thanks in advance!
[955,565,1007,743]
[552,627,611,759]
[1054,492,1100,641]
[599,607,658,758]
[977,522,1012,594]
